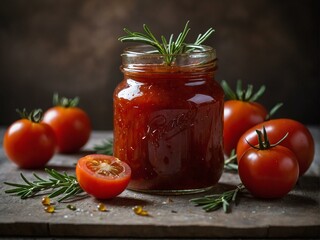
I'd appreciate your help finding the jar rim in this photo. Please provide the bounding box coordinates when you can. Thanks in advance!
[122,44,215,57]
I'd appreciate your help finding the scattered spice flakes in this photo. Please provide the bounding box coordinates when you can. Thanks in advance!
[67,204,77,211]
[133,205,149,216]
[162,197,174,204]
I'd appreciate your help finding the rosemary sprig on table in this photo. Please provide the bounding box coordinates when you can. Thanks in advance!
[118,21,214,65]
[224,149,238,171]
[4,168,84,202]
[93,139,113,155]
[190,184,245,213]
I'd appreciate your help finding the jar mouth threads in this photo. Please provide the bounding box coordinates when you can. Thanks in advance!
[121,45,216,67]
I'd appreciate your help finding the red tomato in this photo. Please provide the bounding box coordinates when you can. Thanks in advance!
[239,145,299,198]
[237,119,315,176]
[224,100,267,156]
[3,118,56,169]
[76,154,131,199]
[43,106,91,153]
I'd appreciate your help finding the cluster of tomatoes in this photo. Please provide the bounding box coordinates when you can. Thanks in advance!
[222,80,315,198]
[3,94,132,200]
[3,94,92,169]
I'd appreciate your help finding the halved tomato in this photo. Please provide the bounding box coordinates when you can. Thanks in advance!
[76,154,131,199]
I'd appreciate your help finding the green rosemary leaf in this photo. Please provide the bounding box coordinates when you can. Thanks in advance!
[221,196,230,213]
[48,186,68,198]
[33,173,46,182]
[224,163,238,171]
[224,150,238,171]
[176,23,189,47]
[4,182,30,189]
[5,187,27,194]
[143,24,159,43]
[20,173,33,186]
[46,168,65,181]
[203,203,221,212]
[58,187,84,202]
[20,190,33,199]
[94,139,113,155]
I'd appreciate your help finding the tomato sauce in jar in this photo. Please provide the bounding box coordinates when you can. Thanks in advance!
[113,45,224,194]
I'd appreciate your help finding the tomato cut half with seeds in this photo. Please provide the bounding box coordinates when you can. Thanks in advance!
[76,154,131,199]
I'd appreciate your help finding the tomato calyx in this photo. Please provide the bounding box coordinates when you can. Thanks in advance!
[53,93,79,108]
[246,126,288,150]
[221,79,266,102]
[16,108,43,123]
[265,102,283,120]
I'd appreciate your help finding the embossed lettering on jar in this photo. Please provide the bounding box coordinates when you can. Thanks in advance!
[113,45,224,194]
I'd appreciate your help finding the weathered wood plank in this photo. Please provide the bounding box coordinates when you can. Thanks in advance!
[0,128,319,238]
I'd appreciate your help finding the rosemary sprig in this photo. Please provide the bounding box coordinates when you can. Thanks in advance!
[93,139,113,155]
[4,168,84,202]
[190,184,245,213]
[118,21,214,65]
[224,149,238,171]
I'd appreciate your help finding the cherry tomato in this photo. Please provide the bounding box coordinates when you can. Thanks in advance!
[224,100,268,156]
[239,145,299,198]
[43,94,91,153]
[76,154,131,199]
[237,119,315,176]
[221,80,268,156]
[3,109,56,169]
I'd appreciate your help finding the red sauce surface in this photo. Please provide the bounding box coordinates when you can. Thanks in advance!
[113,64,224,191]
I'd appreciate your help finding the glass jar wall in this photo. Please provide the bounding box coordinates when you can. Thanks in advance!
[113,45,224,194]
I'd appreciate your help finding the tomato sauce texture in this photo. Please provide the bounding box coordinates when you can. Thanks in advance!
[113,46,224,193]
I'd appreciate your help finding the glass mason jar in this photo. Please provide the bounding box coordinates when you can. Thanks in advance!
[113,45,224,194]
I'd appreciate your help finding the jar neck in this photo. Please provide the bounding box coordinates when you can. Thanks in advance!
[121,45,217,78]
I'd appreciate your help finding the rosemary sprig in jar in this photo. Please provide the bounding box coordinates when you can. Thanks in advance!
[118,21,215,65]
[4,168,84,202]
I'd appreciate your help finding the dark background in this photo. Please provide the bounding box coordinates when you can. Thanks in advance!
[0,0,319,130]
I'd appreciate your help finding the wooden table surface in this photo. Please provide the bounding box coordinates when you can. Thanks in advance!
[0,127,319,238]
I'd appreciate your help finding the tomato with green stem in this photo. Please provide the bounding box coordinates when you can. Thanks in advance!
[238,127,299,199]
[237,119,315,176]
[43,93,91,153]
[222,80,269,156]
[76,154,131,199]
[3,109,56,169]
